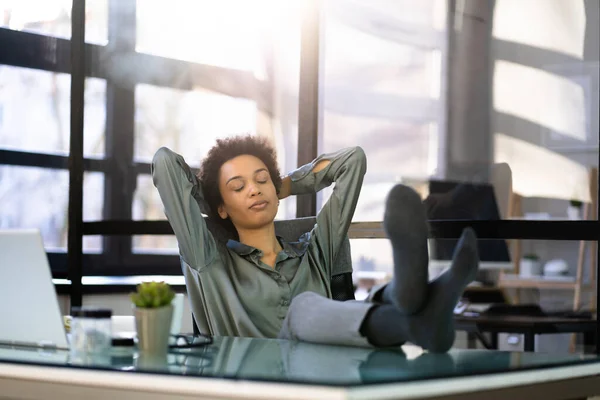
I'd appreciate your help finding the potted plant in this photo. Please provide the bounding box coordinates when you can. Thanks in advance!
[131,281,176,355]
[567,199,583,220]
[519,254,542,277]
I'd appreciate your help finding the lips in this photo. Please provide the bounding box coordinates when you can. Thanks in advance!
[249,200,269,210]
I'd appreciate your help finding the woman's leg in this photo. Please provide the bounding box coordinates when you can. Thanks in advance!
[278,292,376,347]
[279,227,478,353]
[279,185,479,352]
[379,184,430,314]
[360,227,479,352]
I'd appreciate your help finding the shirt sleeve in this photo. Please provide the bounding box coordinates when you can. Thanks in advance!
[288,146,366,277]
[151,147,218,271]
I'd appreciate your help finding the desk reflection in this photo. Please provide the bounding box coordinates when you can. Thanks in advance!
[137,337,588,385]
[0,337,592,387]
[167,337,457,384]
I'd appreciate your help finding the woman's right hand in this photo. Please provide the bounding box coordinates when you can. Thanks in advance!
[278,176,292,200]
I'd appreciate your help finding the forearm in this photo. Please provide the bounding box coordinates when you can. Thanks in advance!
[287,147,365,196]
[152,147,217,269]
[279,147,366,278]
[279,160,330,200]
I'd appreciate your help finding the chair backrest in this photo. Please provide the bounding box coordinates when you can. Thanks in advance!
[490,162,513,219]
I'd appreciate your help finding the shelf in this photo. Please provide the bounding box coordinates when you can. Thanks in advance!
[430,260,513,271]
[498,274,581,290]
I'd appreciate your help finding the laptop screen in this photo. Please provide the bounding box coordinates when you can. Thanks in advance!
[425,180,511,263]
[0,230,69,349]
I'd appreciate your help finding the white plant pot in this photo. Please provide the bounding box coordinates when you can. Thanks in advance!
[519,259,542,277]
[134,305,173,355]
[567,206,581,220]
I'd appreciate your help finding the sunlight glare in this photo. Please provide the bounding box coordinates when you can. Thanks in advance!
[135,0,302,79]
[494,133,590,202]
[494,60,587,142]
[493,0,585,59]
[2,0,71,30]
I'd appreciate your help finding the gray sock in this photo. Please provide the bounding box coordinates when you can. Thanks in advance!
[381,184,429,314]
[362,228,479,352]
[408,227,479,351]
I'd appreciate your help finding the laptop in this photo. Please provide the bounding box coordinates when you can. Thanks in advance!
[0,229,187,351]
[425,180,512,269]
[0,229,69,350]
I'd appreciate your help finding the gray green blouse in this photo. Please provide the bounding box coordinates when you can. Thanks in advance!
[151,146,366,338]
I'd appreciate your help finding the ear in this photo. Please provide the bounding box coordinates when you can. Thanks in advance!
[217,204,228,220]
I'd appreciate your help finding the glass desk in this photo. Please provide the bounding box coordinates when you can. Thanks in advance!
[1,337,599,399]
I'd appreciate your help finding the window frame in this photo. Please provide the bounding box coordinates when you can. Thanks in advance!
[0,0,275,279]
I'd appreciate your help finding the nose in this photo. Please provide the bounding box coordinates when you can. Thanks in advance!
[248,182,261,196]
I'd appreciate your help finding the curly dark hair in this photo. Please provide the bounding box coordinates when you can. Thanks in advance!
[198,135,282,237]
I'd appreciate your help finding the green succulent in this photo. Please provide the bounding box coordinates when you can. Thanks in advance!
[130,281,176,308]
[569,199,583,208]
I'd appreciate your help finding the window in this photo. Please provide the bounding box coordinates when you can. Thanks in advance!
[0,0,596,291]
[0,0,301,273]
[0,66,106,158]
[127,1,302,256]
[131,83,297,252]
[134,84,258,164]
[0,166,104,252]
[136,0,277,78]
[318,0,447,220]
[0,0,108,45]
[0,65,106,255]
[492,0,598,219]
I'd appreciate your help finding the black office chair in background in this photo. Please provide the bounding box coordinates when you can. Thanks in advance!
[191,216,356,335]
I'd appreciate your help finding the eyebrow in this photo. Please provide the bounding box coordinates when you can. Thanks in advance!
[225,168,269,185]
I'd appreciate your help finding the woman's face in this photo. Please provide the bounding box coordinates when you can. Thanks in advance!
[217,154,279,231]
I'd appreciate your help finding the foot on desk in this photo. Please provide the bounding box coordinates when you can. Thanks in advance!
[381,184,429,314]
[413,227,479,351]
[361,228,479,352]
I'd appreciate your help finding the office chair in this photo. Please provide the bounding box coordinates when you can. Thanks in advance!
[191,216,356,335]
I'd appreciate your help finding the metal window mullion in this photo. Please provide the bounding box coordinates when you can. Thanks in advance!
[596,112,599,355]
[0,149,107,172]
[296,0,322,217]
[102,0,137,265]
[67,0,86,309]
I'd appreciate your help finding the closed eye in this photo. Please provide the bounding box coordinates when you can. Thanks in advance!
[255,171,269,184]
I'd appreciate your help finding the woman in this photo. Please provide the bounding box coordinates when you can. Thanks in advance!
[152,135,478,352]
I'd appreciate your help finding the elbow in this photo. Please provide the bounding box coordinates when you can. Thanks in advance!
[152,147,175,171]
[351,146,367,175]
[151,147,174,182]
[152,147,173,165]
